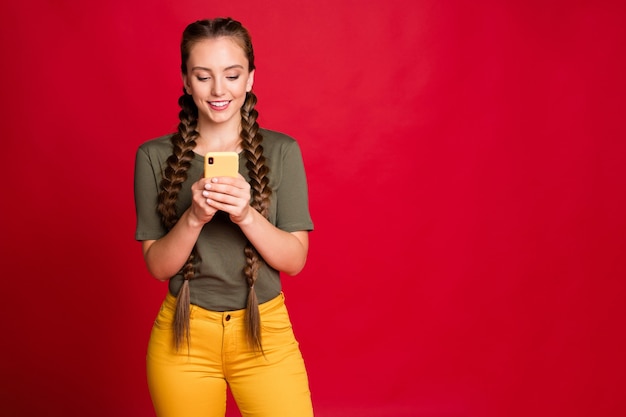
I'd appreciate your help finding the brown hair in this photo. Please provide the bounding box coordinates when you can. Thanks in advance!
[157,17,270,352]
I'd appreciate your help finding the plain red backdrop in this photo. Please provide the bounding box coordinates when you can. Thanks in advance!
[1,1,625,416]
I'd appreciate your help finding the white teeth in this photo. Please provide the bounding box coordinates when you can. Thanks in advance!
[210,101,228,107]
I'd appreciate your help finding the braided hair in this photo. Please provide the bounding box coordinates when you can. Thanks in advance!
[157,17,270,352]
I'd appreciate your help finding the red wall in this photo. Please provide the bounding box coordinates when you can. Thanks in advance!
[1,1,625,416]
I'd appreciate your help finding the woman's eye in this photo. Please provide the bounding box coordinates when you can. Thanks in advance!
[196,76,209,81]
[227,75,240,81]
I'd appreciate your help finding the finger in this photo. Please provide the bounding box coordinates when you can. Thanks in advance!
[191,177,212,192]
[209,175,249,189]
[207,198,249,219]
[204,190,242,208]
[207,186,251,205]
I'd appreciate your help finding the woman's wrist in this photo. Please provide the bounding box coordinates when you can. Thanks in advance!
[233,205,257,227]
[183,208,210,230]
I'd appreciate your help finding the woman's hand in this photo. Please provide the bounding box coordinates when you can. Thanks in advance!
[142,176,221,281]
[188,177,220,226]
[202,174,253,224]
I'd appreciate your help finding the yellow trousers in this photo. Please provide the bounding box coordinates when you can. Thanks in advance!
[146,292,314,417]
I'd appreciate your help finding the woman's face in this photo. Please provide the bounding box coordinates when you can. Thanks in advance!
[183,37,254,128]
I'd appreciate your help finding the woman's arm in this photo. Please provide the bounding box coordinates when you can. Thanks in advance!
[142,177,218,281]
[203,176,309,275]
[238,210,309,276]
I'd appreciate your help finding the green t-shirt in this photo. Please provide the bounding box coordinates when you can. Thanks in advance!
[134,128,314,311]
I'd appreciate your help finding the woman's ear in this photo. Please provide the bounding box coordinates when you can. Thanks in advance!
[182,74,191,94]
[246,70,255,92]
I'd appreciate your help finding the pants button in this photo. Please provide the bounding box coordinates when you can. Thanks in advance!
[225,314,231,321]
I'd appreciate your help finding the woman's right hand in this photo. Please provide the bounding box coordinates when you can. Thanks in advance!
[142,176,218,281]
[188,177,219,226]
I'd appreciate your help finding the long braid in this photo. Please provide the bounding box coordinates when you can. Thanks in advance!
[166,17,268,352]
[157,90,199,351]
[240,91,272,352]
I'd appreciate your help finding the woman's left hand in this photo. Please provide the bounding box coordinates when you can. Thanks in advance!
[202,174,253,225]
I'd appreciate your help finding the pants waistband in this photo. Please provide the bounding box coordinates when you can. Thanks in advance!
[162,291,286,323]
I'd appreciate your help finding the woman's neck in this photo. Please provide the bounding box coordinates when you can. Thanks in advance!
[194,121,243,154]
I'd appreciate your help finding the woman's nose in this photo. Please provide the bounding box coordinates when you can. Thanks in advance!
[211,79,224,96]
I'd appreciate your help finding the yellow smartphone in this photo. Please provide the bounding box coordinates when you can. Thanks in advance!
[204,152,239,178]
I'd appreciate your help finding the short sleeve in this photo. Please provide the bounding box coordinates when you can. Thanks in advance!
[134,145,167,241]
[274,140,314,233]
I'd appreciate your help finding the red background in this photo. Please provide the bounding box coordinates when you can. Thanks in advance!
[1,1,625,416]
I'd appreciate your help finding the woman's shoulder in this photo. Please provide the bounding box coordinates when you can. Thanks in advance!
[259,128,300,151]
[137,134,174,155]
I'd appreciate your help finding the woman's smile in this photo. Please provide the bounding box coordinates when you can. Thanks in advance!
[208,100,231,110]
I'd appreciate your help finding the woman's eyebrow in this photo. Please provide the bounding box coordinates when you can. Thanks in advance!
[191,64,245,72]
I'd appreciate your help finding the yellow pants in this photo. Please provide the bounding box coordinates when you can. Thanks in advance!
[146,292,314,417]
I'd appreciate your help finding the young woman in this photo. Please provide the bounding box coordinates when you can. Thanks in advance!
[133,17,314,417]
